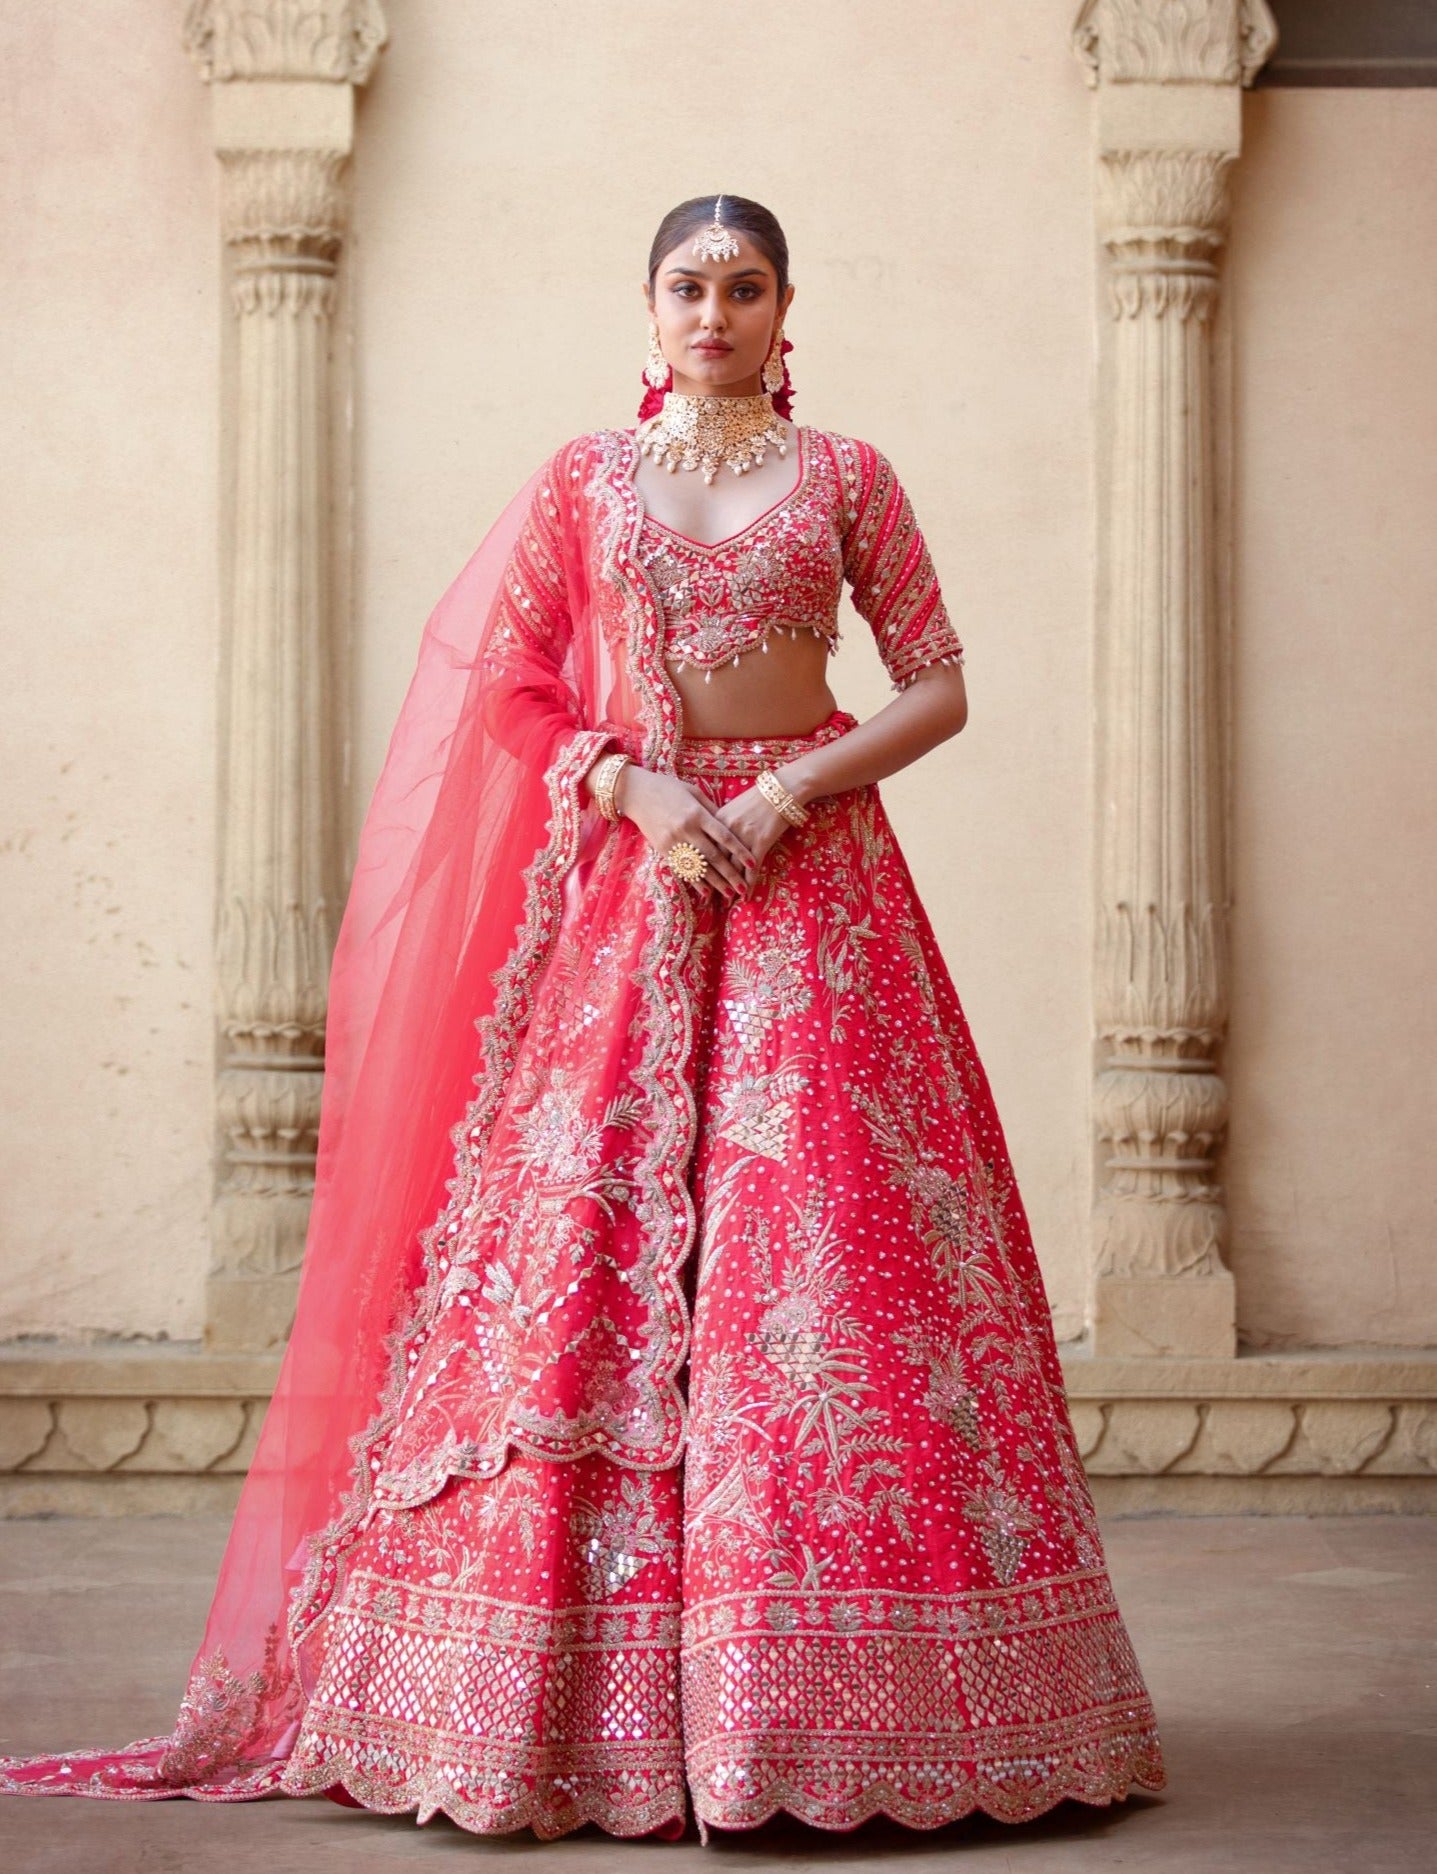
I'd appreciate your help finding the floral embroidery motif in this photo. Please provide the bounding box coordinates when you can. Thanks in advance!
[154,1628,292,1788]
[891,1318,986,1449]
[573,1471,680,1597]
[961,1454,1047,1585]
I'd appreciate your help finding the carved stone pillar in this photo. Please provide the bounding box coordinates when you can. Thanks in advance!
[185,3,387,1350]
[1071,2,1276,1356]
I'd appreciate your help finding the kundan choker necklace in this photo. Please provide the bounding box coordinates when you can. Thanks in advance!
[636,391,788,484]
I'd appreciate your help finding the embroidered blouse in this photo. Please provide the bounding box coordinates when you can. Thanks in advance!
[637,427,965,692]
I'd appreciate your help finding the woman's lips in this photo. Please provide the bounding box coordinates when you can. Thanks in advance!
[692,343,731,355]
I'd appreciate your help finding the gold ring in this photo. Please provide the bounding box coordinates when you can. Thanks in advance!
[665,839,709,887]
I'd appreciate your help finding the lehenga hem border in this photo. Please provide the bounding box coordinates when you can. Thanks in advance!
[278,1756,688,1841]
[271,1728,1166,1843]
[691,1753,1167,1844]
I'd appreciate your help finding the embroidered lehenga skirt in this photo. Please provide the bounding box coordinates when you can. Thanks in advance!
[279,707,1166,1840]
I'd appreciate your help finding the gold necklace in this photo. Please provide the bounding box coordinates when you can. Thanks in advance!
[635,392,788,485]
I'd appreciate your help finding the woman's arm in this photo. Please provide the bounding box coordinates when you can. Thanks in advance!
[775,661,967,805]
[762,435,971,810]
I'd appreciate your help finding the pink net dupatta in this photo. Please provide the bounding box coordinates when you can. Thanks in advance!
[0,443,626,1801]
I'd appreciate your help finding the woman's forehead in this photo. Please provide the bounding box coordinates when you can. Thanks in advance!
[656,232,775,279]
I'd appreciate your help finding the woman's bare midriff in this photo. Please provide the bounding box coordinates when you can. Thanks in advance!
[667,628,839,738]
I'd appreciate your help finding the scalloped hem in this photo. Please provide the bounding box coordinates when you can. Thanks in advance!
[690,1749,1167,1844]
[279,1755,689,1842]
[278,1739,1163,1845]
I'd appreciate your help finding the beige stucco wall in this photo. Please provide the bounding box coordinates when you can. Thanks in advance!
[0,3,217,1339]
[348,0,1099,1336]
[1226,88,1437,1348]
[1,3,1433,1354]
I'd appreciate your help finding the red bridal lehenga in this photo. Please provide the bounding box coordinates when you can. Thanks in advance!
[1,423,1166,1842]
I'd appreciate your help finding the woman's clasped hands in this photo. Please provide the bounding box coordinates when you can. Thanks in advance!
[607,764,794,904]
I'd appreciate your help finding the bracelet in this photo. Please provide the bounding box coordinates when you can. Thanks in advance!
[756,767,809,828]
[590,751,632,823]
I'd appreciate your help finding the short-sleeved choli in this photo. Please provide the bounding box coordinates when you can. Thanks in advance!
[635,427,965,692]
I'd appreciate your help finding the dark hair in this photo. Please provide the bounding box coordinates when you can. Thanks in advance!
[646,194,790,296]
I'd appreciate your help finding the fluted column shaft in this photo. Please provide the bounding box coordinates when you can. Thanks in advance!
[186,4,387,1349]
[1093,154,1234,1355]
[1072,1,1277,1355]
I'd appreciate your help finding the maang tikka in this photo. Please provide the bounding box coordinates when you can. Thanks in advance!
[691,193,742,265]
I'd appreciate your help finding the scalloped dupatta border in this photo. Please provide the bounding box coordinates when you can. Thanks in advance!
[287,723,622,1658]
[289,431,701,1652]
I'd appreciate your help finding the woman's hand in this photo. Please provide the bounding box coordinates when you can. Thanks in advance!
[712,786,794,876]
[613,766,760,904]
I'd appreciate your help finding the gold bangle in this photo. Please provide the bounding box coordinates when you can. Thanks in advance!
[591,751,632,823]
[756,767,809,828]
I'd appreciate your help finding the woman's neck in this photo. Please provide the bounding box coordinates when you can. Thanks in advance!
[668,373,764,399]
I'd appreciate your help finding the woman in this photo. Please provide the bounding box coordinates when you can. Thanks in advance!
[2,195,1165,1843]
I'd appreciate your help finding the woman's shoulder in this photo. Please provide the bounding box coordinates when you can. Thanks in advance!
[545,426,639,472]
[802,425,896,473]
[799,428,907,525]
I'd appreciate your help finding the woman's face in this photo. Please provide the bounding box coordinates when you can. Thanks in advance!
[645,230,794,398]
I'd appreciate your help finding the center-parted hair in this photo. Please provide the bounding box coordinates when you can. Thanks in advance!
[646,195,790,297]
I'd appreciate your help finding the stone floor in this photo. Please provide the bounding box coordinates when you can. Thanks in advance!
[0,1514,1432,1873]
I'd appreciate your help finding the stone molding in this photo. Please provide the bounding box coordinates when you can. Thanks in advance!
[1064,1351,1437,1477]
[1,1345,1432,1516]
[0,1347,278,1515]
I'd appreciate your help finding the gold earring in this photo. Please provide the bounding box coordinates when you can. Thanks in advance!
[644,321,670,390]
[762,323,786,394]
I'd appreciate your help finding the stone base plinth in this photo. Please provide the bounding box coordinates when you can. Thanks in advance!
[1061,1344,1437,1511]
[1090,1272,1237,1357]
[0,1344,280,1516]
[2,1342,1435,1516]
[203,1271,300,1353]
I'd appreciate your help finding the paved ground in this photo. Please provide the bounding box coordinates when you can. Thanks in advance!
[0,1514,1432,1873]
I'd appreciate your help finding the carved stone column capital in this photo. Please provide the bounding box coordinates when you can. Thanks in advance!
[1071,0,1277,90]
[217,145,349,248]
[216,147,350,315]
[1096,146,1233,320]
[183,0,387,86]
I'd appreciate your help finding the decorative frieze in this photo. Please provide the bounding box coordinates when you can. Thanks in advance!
[0,1348,278,1514]
[1060,1348,1437,1504]
[3,1346,1432,1516]
[1075,1398,1437,1476]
